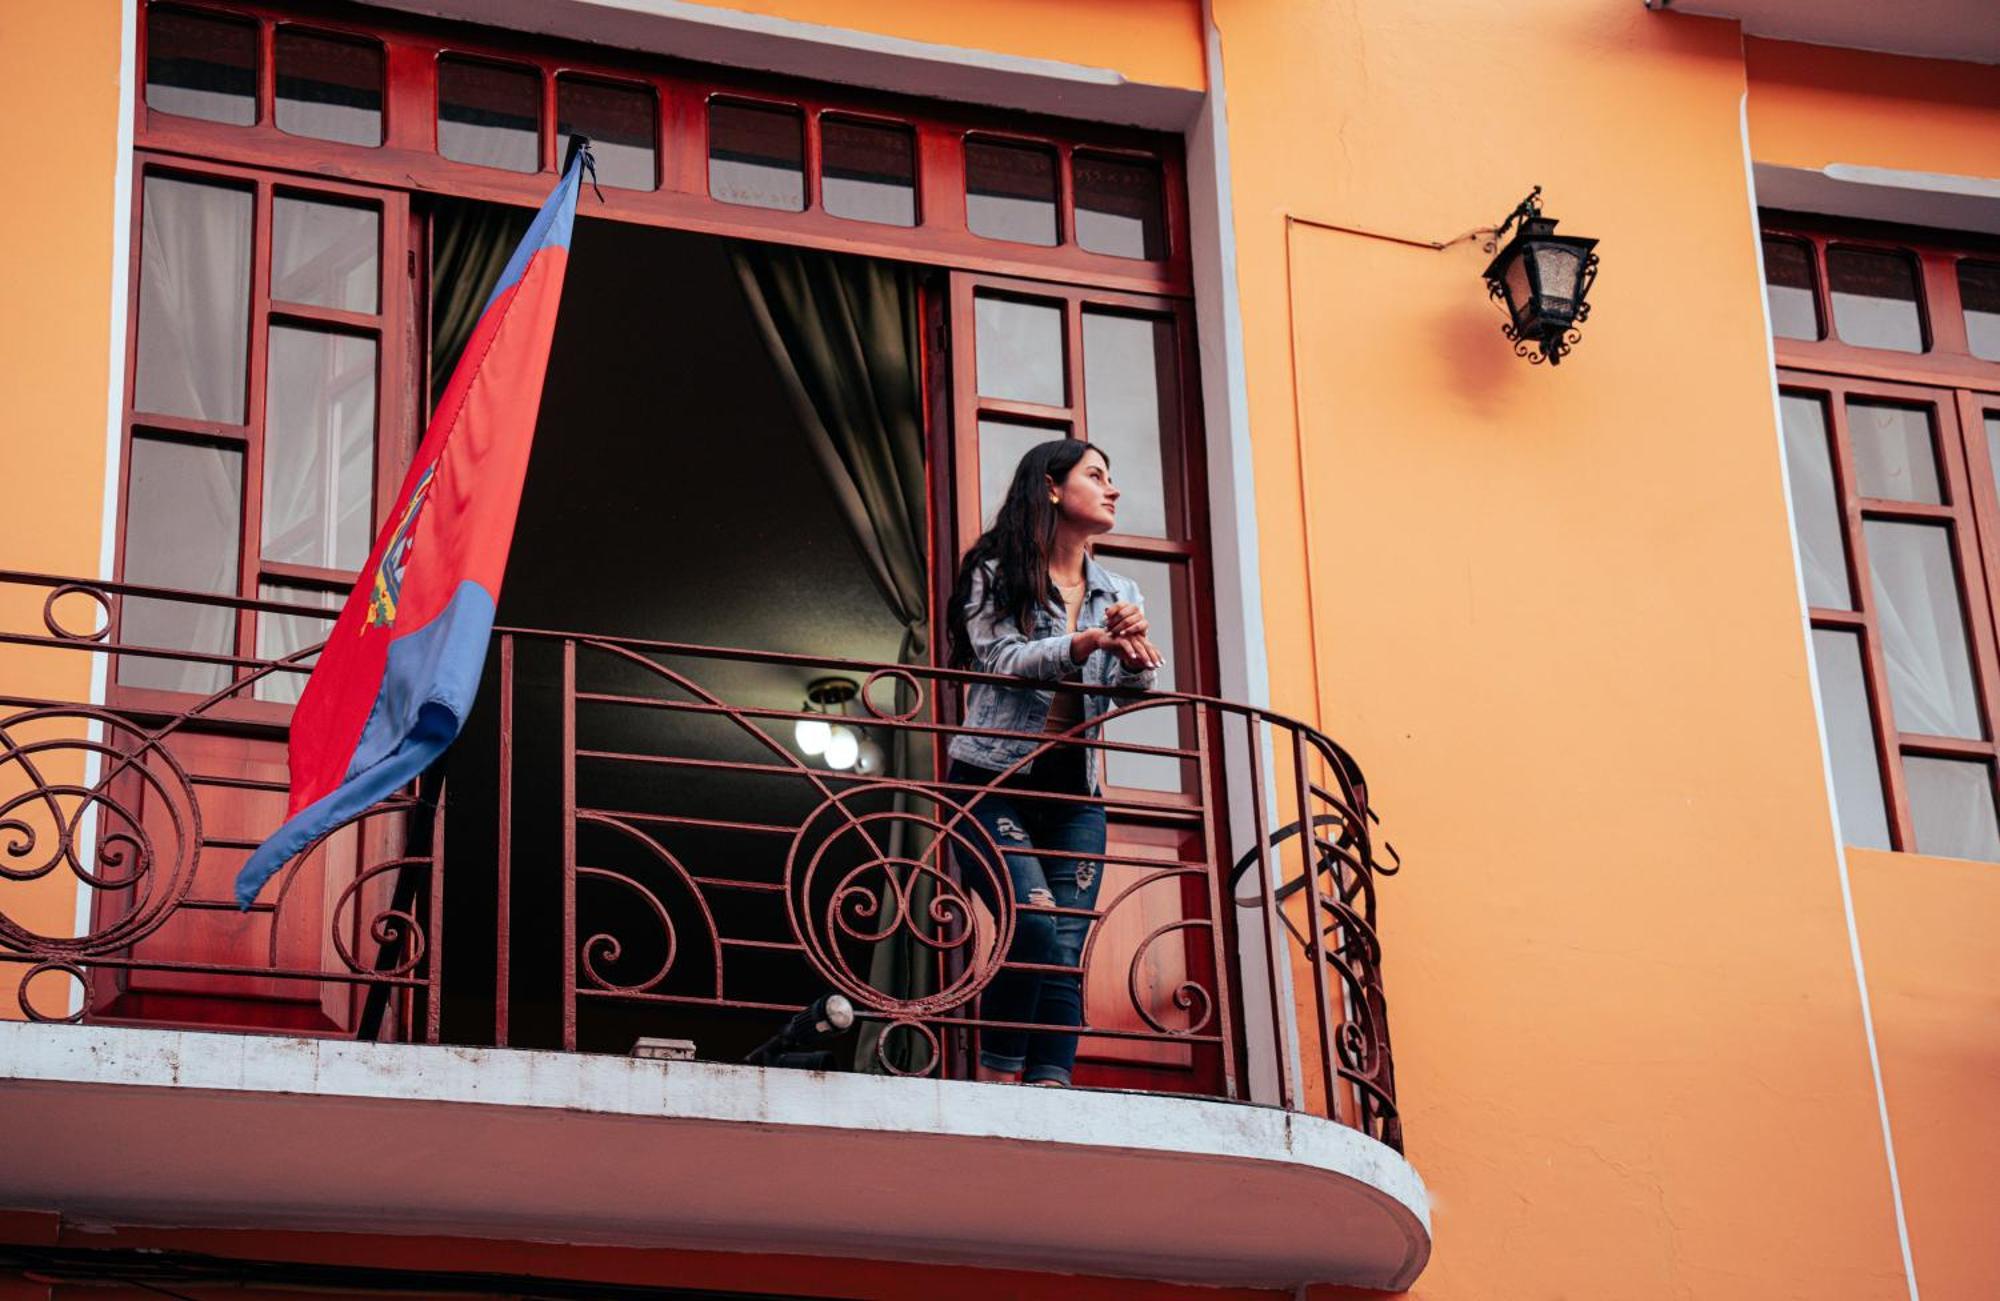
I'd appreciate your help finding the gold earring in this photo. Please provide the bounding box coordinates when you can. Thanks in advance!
[1050,495,1059,504]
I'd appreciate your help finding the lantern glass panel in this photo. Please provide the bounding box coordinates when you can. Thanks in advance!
[1501,251,1532,322]
[1533,243,1584,304]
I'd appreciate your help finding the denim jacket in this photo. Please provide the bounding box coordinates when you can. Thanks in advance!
[947,555,1157,791]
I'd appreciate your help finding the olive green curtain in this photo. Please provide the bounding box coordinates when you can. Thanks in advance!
[731,241,935,1072]
[429,198,534,407]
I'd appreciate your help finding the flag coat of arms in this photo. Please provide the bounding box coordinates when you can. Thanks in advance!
[234,153,585,907]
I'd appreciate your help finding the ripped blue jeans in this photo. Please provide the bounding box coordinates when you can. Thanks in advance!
[949,751,1107,1085]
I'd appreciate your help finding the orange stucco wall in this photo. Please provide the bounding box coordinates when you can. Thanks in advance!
[1847,849,2000,1301]
[687,0,1206,92]
[1212,2,1951,1298]
[0,0,125,1019]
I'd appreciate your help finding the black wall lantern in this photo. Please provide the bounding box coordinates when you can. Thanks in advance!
[1481,187,1600,365]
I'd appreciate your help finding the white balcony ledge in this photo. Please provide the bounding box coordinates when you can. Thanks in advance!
[0,1021,1430,1291]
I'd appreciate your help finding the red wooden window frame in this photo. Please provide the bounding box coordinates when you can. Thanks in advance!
[124,0,1199,725]
[135,0,1193,299]
[1766,213,2000,855]
[114,151,416,727]
[943,271,1220,1092]
[945,272,1214,797]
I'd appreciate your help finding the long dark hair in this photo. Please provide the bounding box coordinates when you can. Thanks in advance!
[946,439,1109,670]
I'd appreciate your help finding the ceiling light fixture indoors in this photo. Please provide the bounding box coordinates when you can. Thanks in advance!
[793,676,879,773]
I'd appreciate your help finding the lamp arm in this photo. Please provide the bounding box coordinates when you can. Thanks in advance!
[1490,185,1544,246]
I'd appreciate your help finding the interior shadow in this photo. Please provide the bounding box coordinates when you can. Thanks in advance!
[435,215,910,1061]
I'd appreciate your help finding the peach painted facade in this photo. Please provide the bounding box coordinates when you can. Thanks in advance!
[1,1,1996,1298]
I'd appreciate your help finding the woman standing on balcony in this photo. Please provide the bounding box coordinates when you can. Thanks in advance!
[945,439,1162,1087]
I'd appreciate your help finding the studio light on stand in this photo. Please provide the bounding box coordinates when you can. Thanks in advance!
[747,992,857,1071]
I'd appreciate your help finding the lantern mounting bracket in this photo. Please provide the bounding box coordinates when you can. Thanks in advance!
[1278,183,1599,368]
[1489,186,1544,249]
[1479,187,1600,366]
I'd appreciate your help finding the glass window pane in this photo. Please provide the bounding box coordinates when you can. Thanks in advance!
[1103,556,1183,791]
[975,295,1065,406]
[135,175,252,424]
[272,197,379,314]
[1075,153,1166,260]
[1847,400,1940,504]
[822,117,916,227]
[1761,236,1821,341]
[1986,414,2000,508]
[255,583,339,705]
[263,327,377,572]
[1779,394,1851,610]
[965,139,1058,247]
[1960,260,2000,362]
[146,7,256,126]
[708,100,804,211]
[1811,629,1891,851]
[438,57,541,173]
[1863,520,1982,739]
[1906,757,2000,863]
[119,436,243,695]
[275,29,383,147]
[1083,311,1175,537]
[558,76,656,192]
[1828,246,1926,353]
[978,420,1062,528]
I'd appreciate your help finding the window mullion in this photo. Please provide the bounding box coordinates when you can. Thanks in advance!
[1932,389,2000,843]
[255,14,276,127]
[1932,393,2000,736]
[1065,295,1089,447]
[1957,387,2000,635]
[1832,389,1918,849]
[237,178,277,683]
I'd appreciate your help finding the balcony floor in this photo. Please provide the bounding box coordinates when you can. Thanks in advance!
[0,1021,1430,1291]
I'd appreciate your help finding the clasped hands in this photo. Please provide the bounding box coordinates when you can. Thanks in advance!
[1071,601,1164,671]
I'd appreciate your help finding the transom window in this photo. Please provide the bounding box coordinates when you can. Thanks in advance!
[138,0,1186,294]
[1765,215,2000,860]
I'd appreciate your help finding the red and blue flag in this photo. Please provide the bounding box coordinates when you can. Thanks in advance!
[235,151,586,907]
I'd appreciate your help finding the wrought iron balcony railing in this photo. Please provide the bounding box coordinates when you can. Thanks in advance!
[0,569,1402,1150]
